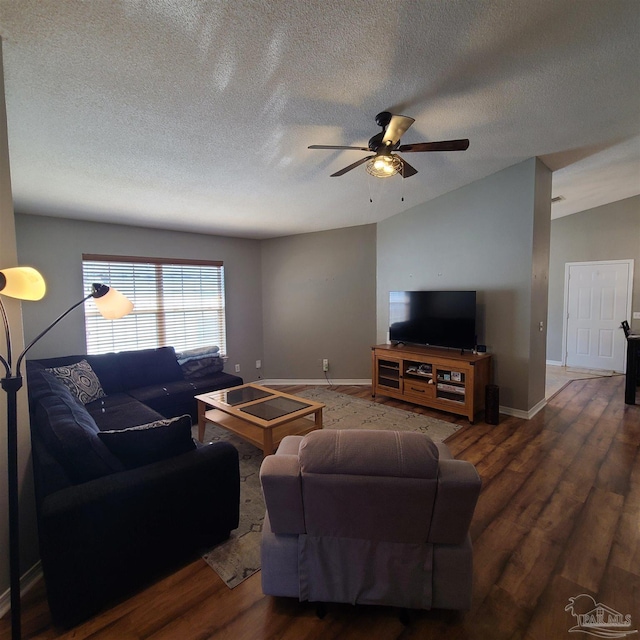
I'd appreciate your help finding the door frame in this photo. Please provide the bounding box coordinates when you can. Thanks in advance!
[561,259,634,370]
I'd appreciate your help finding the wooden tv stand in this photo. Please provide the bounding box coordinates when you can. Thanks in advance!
[371,343,492,423]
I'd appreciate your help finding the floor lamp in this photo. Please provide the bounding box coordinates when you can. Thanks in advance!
[0,266,133,640]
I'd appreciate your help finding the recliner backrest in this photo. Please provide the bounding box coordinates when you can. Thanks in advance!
[299,430,441,543]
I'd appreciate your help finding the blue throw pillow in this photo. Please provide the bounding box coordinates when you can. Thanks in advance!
[98,414,195,469]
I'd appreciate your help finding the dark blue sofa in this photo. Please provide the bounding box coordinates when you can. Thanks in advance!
[26,346,243,628]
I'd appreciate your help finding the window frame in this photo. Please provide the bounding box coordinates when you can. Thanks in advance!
[82,253,226,356]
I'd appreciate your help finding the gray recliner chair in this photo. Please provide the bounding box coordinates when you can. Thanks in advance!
[259,429,481,611]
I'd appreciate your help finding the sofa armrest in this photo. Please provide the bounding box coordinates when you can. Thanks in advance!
[42,442,238,520]
[260,442,305,534]
[38,442,239,627]
[428,459,481,545]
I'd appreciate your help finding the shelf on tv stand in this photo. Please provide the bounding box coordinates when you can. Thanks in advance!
[405,369,432,379]
[371,343,492,423]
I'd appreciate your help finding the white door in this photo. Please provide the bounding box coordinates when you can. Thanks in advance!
[564,261,633,372]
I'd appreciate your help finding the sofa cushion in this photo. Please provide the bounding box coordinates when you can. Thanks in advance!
[86,393,165,431]
[98,414,196,469]
[27,367,74,403]
[127,373,243,420]
[86,352,125,395]
[118,347,184,390]
[35,393,124,483]
[127,381,194,415]
[46,359,107,404]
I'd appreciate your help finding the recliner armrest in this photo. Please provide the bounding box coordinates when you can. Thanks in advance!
[260,453,305,534]
[429,458,481,545]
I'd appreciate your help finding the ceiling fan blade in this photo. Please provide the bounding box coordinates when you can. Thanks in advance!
[398,156,418,178]
[308,144,369,151]
[382,115,415,146]
[398,139,470,152]
[330,155,373,177]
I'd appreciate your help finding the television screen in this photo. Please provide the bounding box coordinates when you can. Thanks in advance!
[389,291,477,350]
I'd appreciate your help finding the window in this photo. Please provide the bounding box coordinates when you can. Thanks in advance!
[82,255,226,355]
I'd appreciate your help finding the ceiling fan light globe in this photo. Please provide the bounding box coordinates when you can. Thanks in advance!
[366,154,401,178]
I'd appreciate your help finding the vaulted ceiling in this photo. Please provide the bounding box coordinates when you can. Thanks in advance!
[1,1,639,239]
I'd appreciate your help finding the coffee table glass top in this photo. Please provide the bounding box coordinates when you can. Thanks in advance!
[240,396,311,421]
[222,386,274,406]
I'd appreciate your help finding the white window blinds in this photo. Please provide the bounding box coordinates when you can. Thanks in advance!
[82,255,226,356]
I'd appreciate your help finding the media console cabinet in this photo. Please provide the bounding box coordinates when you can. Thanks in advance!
[371,343,492,423]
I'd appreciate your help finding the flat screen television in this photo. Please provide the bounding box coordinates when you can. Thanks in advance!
[389,290,477,351]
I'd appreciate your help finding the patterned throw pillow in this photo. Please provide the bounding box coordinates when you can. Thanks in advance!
[46,360,107,405]
[97,414,196,469]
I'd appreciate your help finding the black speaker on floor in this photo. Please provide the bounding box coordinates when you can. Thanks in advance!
[485,384,499,425]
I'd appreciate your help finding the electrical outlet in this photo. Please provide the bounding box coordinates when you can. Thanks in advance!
[322,358,329,372]
[633,311,640,320]
[234,364,241,373]
[256,360,262,369]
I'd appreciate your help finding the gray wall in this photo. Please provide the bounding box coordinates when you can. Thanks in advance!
[377,158,551,412]
[15,215,379,382]
[15,215,264,379]
[547,195,640,362]
[261,224,377,379]
[528,158,552,405]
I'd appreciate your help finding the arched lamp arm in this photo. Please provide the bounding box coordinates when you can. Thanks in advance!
[0,352,9,379]
[14,293,92,379]
[0,298,12,377]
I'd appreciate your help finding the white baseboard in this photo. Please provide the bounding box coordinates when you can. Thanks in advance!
[257,378,371,386]
[546,360,564,367]
[499,397,546,420]
[0,561,43,618]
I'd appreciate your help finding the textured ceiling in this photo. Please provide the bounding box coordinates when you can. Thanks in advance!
[1,0,639,239]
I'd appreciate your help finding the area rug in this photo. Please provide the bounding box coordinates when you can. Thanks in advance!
[194,387,461,588]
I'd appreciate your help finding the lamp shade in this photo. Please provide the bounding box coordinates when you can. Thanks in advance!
[92,285,134,319]
[0,266,46,301]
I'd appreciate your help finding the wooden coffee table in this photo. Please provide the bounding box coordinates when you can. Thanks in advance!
[195,384,324,455]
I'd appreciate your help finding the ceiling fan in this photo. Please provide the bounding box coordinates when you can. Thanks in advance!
[308,111,469,178]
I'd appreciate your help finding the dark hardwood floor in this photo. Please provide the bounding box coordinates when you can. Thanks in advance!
[2,376,638,640]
